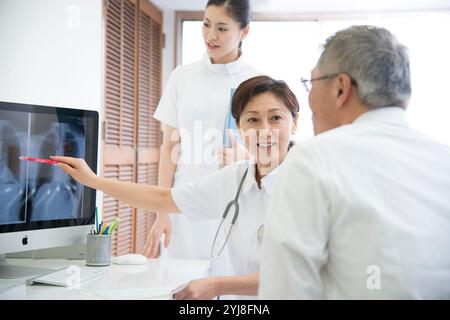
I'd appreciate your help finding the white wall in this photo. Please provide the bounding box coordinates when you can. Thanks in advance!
[0,0,105,221]
[152,0,450,12]
[161,9,175,87]
[0,0,103,111]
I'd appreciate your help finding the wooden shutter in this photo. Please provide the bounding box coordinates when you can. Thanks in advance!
[103,0,162,255]
[103,165,134,255]
[134,0,162,253]
[103,0,137,255]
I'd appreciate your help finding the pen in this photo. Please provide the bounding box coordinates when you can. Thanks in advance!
[98,222,104,235]
[99,223,107,235]
[19,156,60,165]
[95,207,99,234]
[103,226,109,235]
[108,217,120,235]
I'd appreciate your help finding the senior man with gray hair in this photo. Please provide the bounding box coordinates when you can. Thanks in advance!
[259,25,450,299]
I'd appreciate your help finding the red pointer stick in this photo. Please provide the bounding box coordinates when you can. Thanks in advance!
[19,156,60,165]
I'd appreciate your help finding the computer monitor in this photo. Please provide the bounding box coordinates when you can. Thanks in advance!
[0,100,99,278]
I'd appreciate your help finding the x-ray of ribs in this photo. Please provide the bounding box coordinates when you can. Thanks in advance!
[29,123,85,221]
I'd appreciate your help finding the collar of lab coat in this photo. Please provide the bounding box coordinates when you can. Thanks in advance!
[352,106,407,126]
[203,52,247,75]
[241,163,281,195]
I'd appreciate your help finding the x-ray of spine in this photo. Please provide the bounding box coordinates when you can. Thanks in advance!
[0,110,86,225]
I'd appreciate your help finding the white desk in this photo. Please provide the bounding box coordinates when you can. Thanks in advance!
[0,257,210,300]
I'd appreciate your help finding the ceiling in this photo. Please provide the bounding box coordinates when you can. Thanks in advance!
[151,0,450,13]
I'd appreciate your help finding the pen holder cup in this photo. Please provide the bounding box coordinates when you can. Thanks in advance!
[86,234,112,267]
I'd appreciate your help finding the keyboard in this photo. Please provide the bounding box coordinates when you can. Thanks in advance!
[27,265,108,287]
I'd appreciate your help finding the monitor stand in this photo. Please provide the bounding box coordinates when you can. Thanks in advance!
[0,254,51,279]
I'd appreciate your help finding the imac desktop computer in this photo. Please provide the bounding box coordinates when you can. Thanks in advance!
[0,100,99,279]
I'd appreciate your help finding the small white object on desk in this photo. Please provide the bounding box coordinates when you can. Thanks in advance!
[112,254,147,265]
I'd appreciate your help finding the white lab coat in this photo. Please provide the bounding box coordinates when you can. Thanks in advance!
[153,53,259,276]
[172,161,279,299]
[259,107,450,299]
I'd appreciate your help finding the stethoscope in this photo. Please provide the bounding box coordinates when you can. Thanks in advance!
[210,166,265,259]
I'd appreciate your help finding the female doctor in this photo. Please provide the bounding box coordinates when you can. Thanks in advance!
[149,0,259,273]
[52,75,299,299]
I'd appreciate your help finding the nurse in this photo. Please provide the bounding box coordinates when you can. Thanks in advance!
[149,0,259,274]
[52,75,299,299]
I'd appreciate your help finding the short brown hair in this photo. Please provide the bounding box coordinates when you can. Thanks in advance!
[232,75,299,124]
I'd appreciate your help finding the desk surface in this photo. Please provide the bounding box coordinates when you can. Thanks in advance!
[0,257,210,300]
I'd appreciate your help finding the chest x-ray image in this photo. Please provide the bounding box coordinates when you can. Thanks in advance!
[0,109,86,225]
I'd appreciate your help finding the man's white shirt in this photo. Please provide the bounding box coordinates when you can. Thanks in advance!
[259,107,450,299]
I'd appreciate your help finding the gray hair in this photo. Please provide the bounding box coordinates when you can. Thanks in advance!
[317,25,411,109]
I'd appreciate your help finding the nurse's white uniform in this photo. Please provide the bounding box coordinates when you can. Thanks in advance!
[153,53,259,275]
[172,161,279,299]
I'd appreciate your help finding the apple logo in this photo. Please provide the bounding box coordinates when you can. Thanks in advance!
[22,235,28,246]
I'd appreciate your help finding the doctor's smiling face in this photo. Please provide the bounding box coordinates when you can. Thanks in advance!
[233,76,299,176]
[203,1,250,64]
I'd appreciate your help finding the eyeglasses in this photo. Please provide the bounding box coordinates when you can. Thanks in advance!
[301,73,358,92]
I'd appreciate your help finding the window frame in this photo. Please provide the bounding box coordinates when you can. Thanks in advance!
[174,10,450,66]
